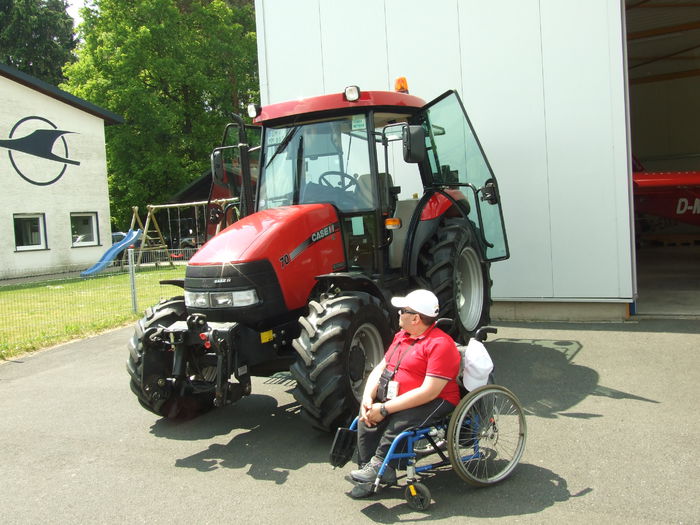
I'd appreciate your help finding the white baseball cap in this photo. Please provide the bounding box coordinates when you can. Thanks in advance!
[391,289,440,317]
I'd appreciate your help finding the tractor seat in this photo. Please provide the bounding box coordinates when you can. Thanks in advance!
[355,173,394,208]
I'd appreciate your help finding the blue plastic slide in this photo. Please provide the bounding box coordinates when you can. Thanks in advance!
[81,229,143,277]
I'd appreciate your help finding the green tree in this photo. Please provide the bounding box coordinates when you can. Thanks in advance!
[62,0,258,228]
[0,0,76,85]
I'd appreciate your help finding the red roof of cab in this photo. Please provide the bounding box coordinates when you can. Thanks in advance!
[255,90,427,124]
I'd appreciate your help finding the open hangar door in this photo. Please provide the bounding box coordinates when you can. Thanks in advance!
[626,0,700,316]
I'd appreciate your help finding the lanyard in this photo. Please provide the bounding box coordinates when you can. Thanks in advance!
[384,338,418,378]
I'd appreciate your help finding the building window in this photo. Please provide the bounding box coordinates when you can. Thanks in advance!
[71,212,99,247]
[14,214,47,251]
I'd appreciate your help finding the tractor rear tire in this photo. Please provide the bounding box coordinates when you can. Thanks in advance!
[418,218,491,343]
[127,297,214,418]
[290,292,392,432]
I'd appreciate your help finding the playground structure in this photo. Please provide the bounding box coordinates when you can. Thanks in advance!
[80,198,239,277]
[80,229,143,277]
[129,198,239,267]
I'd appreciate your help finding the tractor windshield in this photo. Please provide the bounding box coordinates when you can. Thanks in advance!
[258,116,374,212]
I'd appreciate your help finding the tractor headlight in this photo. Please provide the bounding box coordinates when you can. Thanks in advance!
[230,289,259,306]
[210,292,235,307]
[185,291,210,308]
[186,289,259,308]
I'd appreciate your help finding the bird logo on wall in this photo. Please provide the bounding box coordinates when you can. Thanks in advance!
[0,116,80,186]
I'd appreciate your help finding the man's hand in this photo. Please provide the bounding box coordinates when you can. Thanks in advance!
[358,360,387,425]
[359,394,374,423]
[359,360,386,424]
[362,402,387,427]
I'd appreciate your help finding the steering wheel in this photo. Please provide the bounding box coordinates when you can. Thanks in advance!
[319,170,357,191]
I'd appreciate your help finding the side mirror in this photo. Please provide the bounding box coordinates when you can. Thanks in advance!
[211,149,226,186]
[402,125,426,163]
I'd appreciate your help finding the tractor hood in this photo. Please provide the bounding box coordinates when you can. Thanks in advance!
[190,203,342,264]
[186,203,345,313]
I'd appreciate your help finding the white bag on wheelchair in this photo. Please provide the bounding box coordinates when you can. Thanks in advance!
[458,339,494,392]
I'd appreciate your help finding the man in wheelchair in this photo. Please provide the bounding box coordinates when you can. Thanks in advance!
[348,289,462,486]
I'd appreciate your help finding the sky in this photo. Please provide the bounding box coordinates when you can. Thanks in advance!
[65,0,85,27]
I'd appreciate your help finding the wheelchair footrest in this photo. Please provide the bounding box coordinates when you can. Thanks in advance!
[348,481,374,499]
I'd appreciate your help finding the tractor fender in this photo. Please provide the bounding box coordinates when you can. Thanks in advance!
[313,272,392,312]
[405,189,472,276]
[420,190,470,221]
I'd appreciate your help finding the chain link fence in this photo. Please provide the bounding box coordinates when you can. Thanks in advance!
[0,248,196,359]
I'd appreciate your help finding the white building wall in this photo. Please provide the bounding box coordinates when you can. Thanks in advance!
[255,0,634,305]
[0,76,112,278]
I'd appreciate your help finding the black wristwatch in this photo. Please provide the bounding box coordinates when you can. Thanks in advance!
[379,403,389,417]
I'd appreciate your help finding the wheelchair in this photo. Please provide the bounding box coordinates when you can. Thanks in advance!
[330,327,527,510]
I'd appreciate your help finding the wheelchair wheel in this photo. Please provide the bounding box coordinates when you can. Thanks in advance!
[405,482,431,510]
[447,385,526,486]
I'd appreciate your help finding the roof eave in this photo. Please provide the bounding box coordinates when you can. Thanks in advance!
[0,62,124,125]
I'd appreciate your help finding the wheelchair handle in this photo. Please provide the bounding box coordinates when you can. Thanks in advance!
[474,326,497,342]
[435,318,453,330]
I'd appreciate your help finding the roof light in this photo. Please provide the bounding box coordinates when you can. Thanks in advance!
[247,103,261,118]
[395,77,409,94]
[344,85,361,102]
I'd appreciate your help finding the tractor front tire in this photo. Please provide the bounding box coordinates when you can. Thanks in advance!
[126,297,187,417]
[419,218,491,343]
[290,292,392,432]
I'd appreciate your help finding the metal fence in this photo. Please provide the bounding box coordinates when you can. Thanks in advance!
[0,249,195,359]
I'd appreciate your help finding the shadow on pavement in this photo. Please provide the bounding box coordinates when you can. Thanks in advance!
[145,332,659,504]
[357,464,591,521]
[489,337,658,418]
[152,393,333,482]
[498,318,700,335]
[149,392,285,441]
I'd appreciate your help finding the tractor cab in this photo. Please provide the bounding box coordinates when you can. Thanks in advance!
[255,111,417,275]
[212,85,508,281]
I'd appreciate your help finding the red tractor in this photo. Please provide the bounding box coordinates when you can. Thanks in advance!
[127,85,509,431]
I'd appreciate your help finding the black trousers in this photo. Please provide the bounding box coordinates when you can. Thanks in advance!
[357,398,454,466]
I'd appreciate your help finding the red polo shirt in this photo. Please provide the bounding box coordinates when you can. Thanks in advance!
[384,324,461,406]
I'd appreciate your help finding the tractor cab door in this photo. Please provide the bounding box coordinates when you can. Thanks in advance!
[419,91,509,262]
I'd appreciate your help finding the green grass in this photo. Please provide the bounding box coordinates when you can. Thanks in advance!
[0,265,186,360]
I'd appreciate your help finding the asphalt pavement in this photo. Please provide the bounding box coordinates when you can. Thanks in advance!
[0,318,698,524]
